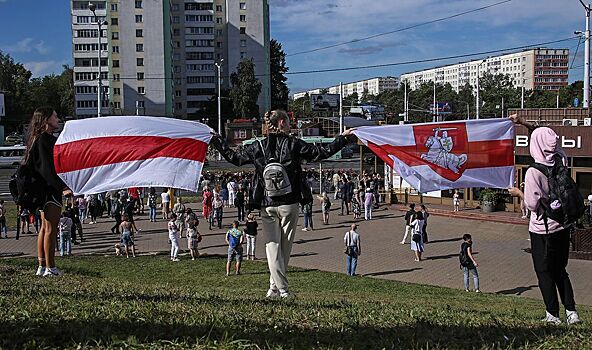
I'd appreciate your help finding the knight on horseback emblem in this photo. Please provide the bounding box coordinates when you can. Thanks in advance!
[420,127,468,173]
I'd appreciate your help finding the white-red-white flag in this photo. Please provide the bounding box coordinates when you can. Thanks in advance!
[353,119,515,193]
[54,116,212,195]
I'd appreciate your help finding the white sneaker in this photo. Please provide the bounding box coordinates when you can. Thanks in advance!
[36,266,45,276]
[400,241,405,245]
[43,267,62,277]
[301,228,308,231]
[265,288,279,298]
[567,310,582,325]
[542,311,562,325]
[279,289,291,299]
[172,258,180,262]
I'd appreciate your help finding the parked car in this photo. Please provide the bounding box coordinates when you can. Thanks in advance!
[4,133,23,146]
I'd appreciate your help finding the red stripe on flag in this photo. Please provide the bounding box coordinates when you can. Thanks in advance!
[54,136,208,173]
[367,139,513,181]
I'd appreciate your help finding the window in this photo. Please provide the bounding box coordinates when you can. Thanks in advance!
[185,3,213,10]
[216,17,222,24]
[240,40,246,47]
[185,39,213,47]
[185,27,213,34]
[136,100,145,108]
[136,15,143,23]
[135,0,142,9]
[137,72,144,80]
[173,28,180,36]
[175,102,182,110]
[186,76,216,84]
[112,32,119,40]
[240,27,246,34]
[136,29,143,37]
[240,15,246,22]
[216,29,223,36]
[173,53,181,60]
[186,52,214,60]
[172,3,179,11]
[186,15,213,22]
[173,16,180,23]
[136,44,144,52]
[216,41,222,48]
[174,41,180,48]
[216,5,222,11]
[113,87,121,95]
[234,130,247,140]
[112,60,120,68]
[240,2,247,10]
[137,58,144,66]
[112,46,119,53]
[138,87,145,94]
[240,51,246,59]
[111,4,118,11]
[113,74,120,81]
[175,90,182,97]
[174,66,181,73]
[111,18,118,25]
[113,102,121,109]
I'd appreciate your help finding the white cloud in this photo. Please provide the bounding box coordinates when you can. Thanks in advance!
[23,60,63,77]
[4,37,50,55]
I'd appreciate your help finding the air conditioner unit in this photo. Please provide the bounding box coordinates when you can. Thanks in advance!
[562,119,578,126]
[584,118,592,126]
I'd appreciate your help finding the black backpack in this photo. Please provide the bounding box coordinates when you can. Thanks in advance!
[529,154,585,232]
[9,163,47,212]
[459,243,471,268]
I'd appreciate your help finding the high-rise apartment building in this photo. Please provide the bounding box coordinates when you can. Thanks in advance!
[293,76,399,100]
[71,0,270,119]
[400,48,569,92]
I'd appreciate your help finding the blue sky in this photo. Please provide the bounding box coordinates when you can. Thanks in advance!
[0,0,587,94]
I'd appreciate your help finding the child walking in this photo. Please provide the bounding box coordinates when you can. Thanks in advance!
[168,213,180,261]
[459,234,480,293]
[119,214,136,258]
[225,221,244,276]
[58,212,73,256]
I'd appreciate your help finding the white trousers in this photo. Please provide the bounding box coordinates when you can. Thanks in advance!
[246,234,256,256]
[261,203,300,291]
[228,191,236,206]
[401,225,413,243]
[169,233,179,258]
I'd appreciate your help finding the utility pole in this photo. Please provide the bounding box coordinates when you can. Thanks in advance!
[476,59,486,119]
[521,85,525,109]
[339,82,343,133]
[433,80,437,122]
[215,59,223,160]
[403,80,408,122]
[580,0,591,108]
[89,3,106,117]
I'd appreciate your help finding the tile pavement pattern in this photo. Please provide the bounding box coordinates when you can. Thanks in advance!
[1,202,590,306]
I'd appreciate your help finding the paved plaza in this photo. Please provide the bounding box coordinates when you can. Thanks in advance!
[1,202,591,306]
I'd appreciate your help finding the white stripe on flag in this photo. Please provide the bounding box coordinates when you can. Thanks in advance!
[465,118,514,142]
[56,116,212,145]
[60,157,204,195]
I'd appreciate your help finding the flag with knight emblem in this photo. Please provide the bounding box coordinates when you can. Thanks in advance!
[353,118,515,193]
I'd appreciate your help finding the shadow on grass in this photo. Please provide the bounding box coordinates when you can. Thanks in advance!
[364,268,422,277]
[496,285,538,296]
[0,317,574,349]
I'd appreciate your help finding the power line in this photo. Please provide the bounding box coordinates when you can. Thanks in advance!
[287,0,512,57]
[280,37,577,76]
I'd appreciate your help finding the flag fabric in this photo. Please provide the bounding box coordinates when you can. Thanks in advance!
[54,116,212,195]
[353,119,515,193]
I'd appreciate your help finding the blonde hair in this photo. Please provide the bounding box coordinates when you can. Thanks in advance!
[264,110,289,134]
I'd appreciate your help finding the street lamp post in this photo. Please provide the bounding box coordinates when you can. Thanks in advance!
[476,59,486,120]
[89,2,107,117]
[214,59,223,160]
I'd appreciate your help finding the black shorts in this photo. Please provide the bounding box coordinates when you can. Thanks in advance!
[42,189,62,211]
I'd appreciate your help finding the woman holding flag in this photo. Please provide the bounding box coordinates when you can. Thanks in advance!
[211,109,355,298]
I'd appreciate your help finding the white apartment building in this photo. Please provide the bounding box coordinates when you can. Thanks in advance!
[71,0,270,119]
[293,76,399,100]
[400,48,569,92]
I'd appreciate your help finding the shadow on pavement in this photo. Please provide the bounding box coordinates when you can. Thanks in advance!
[363,268,422,277]
[294,237,332,244]
[427,237,463,244]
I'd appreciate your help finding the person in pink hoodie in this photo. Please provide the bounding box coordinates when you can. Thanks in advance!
[508,123,581,325]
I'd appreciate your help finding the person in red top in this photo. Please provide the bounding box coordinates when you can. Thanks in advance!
[202,186,213,229]
[128,187,140,212]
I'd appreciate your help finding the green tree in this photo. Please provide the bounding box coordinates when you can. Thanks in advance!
[27,65,75,118]
[0,51,33,119]
[478,73,520,117]
[342,92,358,108]
[454,83,473,119]
[230,59,262,119]
[558,81,584,108]
[287,93,313,119]
[270,39,289,111]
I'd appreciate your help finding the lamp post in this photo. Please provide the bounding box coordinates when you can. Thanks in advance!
[476,59,486,120]
[89,2,107,117]
[214,59,223,160]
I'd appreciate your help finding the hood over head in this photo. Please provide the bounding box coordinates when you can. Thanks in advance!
[529,127,565,166]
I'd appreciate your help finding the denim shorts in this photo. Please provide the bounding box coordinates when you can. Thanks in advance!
[227,245,243,262]
[121,232,134,246]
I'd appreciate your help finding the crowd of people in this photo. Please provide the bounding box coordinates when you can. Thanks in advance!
[7,107,583,326]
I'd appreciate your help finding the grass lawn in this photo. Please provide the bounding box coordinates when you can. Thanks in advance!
[0,256,590,349]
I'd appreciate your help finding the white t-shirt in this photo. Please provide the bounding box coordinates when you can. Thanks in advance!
[161,192,170,203]
[344,230,360,247]
[227,181,237,193]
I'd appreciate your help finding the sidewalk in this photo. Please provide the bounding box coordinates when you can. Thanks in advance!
[1,202,590,306]
[390,203,529,226]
